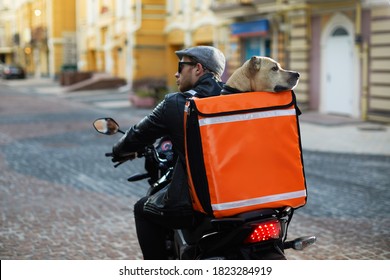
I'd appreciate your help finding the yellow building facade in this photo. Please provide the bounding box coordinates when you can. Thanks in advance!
[164,0,221,88]
[76,0,219,90]
[76,0,166,88]
[0,0,16,65]
[0,0,76,77]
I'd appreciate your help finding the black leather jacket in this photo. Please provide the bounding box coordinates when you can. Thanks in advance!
[113,73,224,161]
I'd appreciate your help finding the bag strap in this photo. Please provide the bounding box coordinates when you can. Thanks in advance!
[183,94,207,214]
[293,90,302,116]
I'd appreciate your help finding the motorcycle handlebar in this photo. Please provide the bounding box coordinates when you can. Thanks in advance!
[105,152,138,168]
[105,144,169,168]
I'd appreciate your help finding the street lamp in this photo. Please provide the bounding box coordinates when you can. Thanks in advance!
[34,9,42,17]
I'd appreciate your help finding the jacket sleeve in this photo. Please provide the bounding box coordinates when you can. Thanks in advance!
[112,99,169,157]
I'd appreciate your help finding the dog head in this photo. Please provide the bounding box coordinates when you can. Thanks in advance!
[225,56,300,92]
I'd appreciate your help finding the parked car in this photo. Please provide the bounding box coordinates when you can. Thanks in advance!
[1,64,26,79]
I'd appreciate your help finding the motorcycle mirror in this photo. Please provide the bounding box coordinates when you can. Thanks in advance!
[93,118,124,135]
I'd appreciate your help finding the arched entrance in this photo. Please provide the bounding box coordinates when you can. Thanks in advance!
[321,14,358,117]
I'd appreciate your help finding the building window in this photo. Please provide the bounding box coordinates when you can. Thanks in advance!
[332,27,349,36]
[243,37,271,62]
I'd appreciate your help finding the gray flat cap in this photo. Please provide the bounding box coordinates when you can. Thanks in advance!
[175,46,226,78]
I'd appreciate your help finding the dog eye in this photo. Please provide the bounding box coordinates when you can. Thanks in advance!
[271,66,279,71]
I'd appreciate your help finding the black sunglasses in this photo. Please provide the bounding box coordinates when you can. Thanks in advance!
[178,61,197,73]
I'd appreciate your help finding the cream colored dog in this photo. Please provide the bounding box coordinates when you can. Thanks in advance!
[225,56,300,93]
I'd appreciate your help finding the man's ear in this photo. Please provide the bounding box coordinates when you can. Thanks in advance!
[195,63,204,75]
[248,56,261,75]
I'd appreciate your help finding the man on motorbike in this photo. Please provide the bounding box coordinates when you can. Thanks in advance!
[112,46,226,259]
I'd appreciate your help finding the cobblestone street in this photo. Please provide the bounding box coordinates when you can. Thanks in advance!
[0,86,146,259]
[1,79,389,260]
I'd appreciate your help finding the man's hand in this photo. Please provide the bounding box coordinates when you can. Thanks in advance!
[111,152,137,163]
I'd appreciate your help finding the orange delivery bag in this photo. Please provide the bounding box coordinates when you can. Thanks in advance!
[184,90,307,218]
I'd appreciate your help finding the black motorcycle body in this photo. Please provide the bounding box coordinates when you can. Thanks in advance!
[93,118,316,260]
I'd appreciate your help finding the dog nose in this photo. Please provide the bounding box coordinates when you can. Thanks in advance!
[295,72,300,78]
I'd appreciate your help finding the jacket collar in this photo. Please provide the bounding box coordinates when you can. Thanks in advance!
[191,73,224,98]
[220,84,245,95]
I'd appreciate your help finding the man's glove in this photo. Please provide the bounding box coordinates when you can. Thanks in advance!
[111,152,137,163]
[111,129,142,164]
[111,126,149,165]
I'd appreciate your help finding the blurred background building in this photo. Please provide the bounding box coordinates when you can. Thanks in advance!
[0,0,389,123]
[0,0,76,78]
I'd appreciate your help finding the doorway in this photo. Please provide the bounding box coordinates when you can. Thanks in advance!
[321,14,358,117]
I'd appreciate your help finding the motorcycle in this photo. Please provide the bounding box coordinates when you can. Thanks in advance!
[93,117,316,260]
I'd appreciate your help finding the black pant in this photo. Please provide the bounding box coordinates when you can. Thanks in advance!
[134,196,194,259]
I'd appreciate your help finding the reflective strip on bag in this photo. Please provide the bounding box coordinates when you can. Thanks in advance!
[211,190,307,211]
[198,108,296,126]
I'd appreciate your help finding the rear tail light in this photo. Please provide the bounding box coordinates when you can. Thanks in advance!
[244,219,281,244]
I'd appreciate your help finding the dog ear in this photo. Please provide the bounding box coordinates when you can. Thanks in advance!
[248,56,261,75]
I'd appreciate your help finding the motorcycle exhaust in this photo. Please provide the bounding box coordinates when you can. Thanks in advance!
[284,236,317,250]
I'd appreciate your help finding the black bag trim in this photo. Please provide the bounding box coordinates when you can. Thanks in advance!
[293,104,307,208]
[185,108,213,214]
[193,91,296,118]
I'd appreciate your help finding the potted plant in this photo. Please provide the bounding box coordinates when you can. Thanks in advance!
[130,78,167,108]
